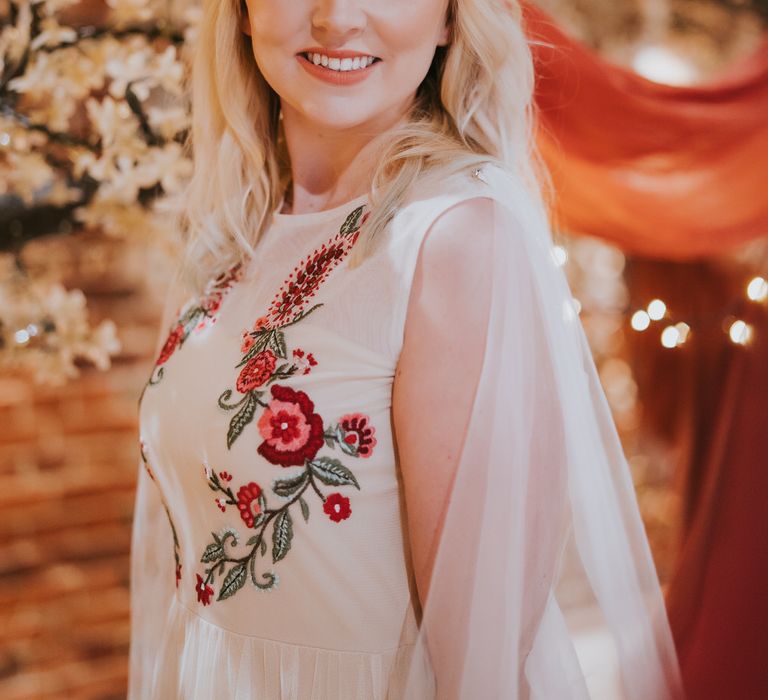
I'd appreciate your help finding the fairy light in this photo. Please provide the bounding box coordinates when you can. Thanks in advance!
[660,326,680,348]
[675,322,691,344]
[631,310,651,331]
[14,329,30,345]
[728,320,753,345]
[647,299,667,321]
[747,276,768,302]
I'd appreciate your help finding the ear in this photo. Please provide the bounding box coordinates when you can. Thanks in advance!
[240,0,252,36]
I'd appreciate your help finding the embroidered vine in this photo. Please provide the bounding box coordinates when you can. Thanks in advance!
[218,205,367,449]
[140,439,182,588]
[144,263,243,390]
[194,204,378,603]
[195,401,375,601]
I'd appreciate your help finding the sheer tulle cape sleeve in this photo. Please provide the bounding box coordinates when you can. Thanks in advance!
[127,266,189,699]
[398,168,684,699]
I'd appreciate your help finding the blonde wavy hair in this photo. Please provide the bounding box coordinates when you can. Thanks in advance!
[179,0,551,293]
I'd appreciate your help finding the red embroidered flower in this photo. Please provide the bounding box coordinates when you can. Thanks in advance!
[253,316,270,331]
[236,350,277,393]
[202,292,223,316]
[175,563,182,588]
[323,493,351,522]
[339,413,377,458]
[219,471,232,482]
[195,574,214,605]
[292,348,318,375]
[236,482,263,527]
[257,385,324,466]
[240,331,256,354]
[156,324,184,366]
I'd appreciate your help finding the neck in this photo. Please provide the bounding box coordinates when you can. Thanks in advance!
[280,101,410,215]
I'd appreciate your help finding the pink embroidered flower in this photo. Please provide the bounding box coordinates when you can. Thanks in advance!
[236,350,277,393]
[257,385,324,467]
[236,482,263,527]
[253,315,270,331]
[156,324,184,366]
[339,413,377,458]
[195,574,214,606]
[240,331,256,354]
[292,348,318,375]
[323,493,351,522]
[175,563,182,588]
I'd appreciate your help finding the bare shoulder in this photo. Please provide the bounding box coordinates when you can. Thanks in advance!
[417,196,497,279]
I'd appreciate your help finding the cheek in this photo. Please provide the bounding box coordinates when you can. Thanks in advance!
[246,5,302,78]
[373,3,448,68]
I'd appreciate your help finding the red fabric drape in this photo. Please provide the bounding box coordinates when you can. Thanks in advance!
[520,5,768,698]
[523,3,768,259]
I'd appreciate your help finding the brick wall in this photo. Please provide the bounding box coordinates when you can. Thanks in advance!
[0,234,169,699]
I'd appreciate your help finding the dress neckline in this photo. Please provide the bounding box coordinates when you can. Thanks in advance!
[271,193,369,229]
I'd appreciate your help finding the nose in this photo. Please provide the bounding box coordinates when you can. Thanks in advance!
[311,0,367,45]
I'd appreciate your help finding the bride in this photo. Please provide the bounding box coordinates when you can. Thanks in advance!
[129,0,684,697]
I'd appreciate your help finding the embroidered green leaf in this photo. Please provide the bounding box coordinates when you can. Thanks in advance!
[252,512,267,528]
[201,542,225,563]
[260,538,267,556]
[258,492,267,514]
[237,332,271,367]
[268,330,287,358]
[336,424,357,456]
[246,535,259,546]
[340,205,365,236]
[218,563,247,601]
[310,457,360,489]
[226,392,257,449]
[299,496,310,522]
[273,472,308,498]
[272,510,293,562]
[324,436,335,449]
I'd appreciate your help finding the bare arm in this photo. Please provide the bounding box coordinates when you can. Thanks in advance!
[392,196,567,698]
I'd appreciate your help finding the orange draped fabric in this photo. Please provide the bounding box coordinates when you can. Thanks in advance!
[523,3,768,259]
[520,6,768,699]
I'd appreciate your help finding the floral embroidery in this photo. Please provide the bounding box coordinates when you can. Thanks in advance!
[140,439,182,589]
[195,423,368,600]
[145,263,243,387]
[337,413,378,458]
[195,573,214,606]
[193,205,378,603]
[217,206,367,449]
[257,384,325,467]
[323,492,351,522]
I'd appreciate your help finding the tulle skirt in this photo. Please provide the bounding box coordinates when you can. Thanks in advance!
[136,596,435,699]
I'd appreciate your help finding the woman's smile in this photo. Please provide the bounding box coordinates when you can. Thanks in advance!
[296,48,381,86]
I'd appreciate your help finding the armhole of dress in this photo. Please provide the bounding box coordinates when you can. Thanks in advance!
[388,176,496,366]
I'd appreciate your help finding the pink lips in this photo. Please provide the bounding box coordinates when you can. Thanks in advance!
[296,49,379,87]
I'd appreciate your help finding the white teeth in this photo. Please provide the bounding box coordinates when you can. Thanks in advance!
[305,53,376,72]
